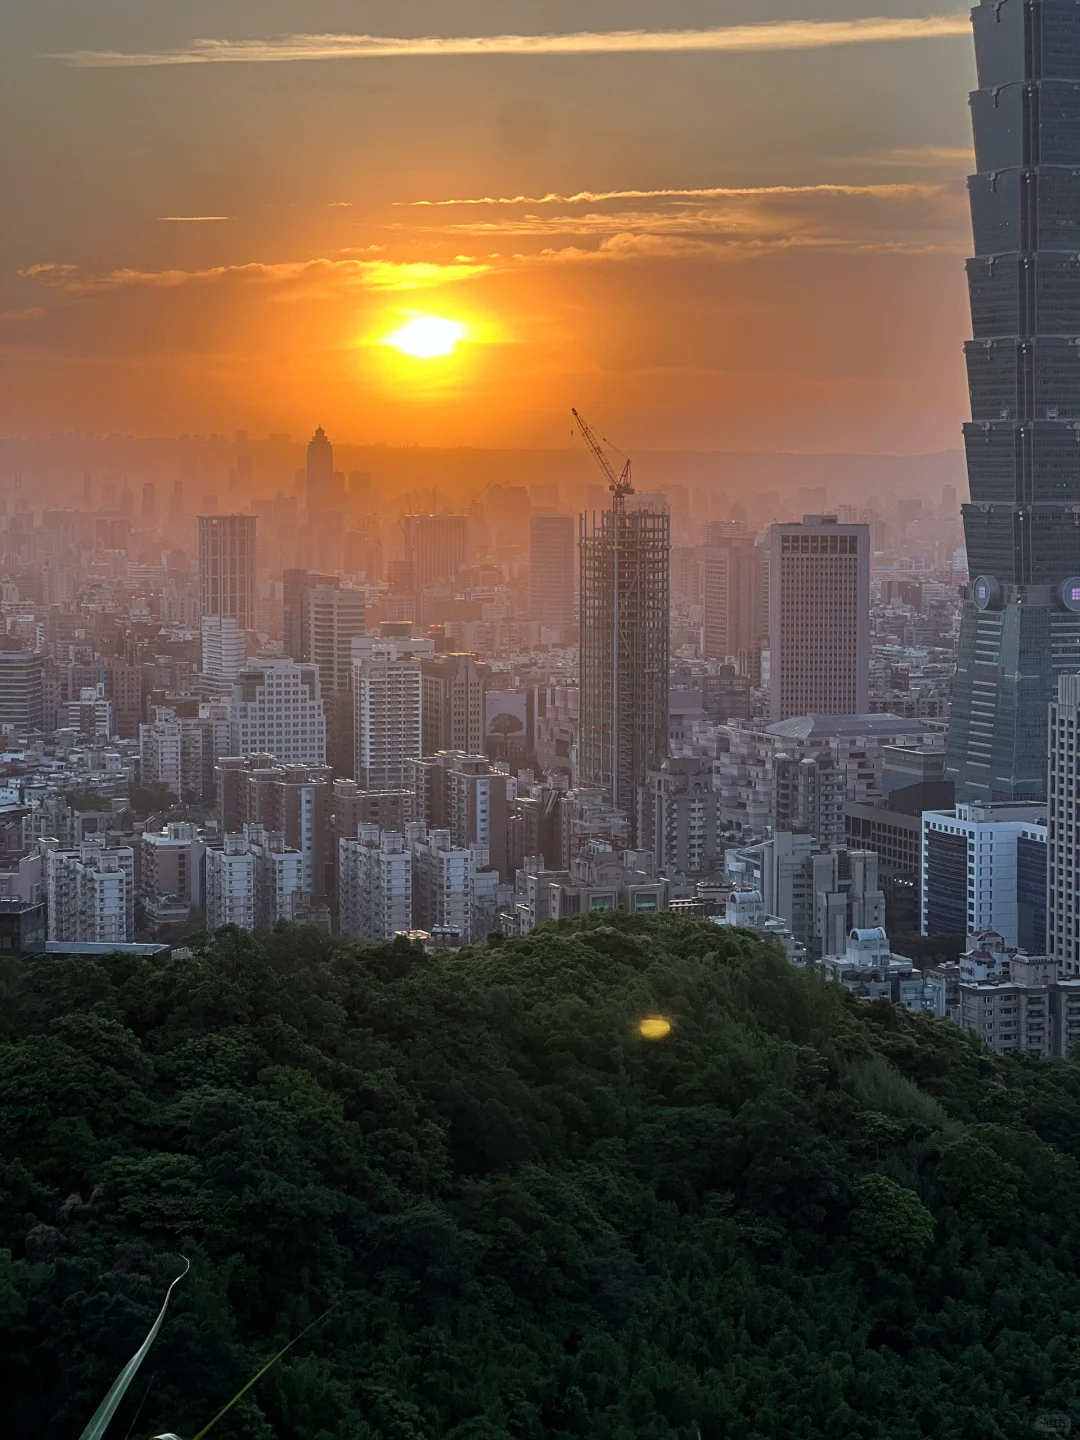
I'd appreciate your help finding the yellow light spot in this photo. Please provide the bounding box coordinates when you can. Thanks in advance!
[638,1015,672,1042]
[383,315,466,359]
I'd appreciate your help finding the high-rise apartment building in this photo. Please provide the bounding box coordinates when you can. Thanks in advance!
[198,514,257,632]
[402,513,469,589]
[306,584,366,698]
[0,639,44,733]
[228,657,326,766]
[339,825,412,940]
[140,823,205,931]
[45,841,135,944]
[768,515,870,723]
[408,822,476,942]
[579,506,670,823]
[420,653,489,757]
[529,514,576,637]
[353,640,424,790]
[947,1,1080,802]
[702,538,766,664]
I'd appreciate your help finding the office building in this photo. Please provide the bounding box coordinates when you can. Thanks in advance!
[845,746,955,933]
[947,1,1080,802]
[353,640,424,790]
[339,825,413,941]
[331,780,413,850]
[530,514,576,637]
[307,583,366,698]
[922,803,1048,946]
[1049,674,1080,974]
[421,653,490,758]
[402,513,469,589]
[773,752,845,850]
[702,537,766,664]
[45,841,135,944]
[198,514,257,632]
[768,515,870,722]
[579,505,670,825]
[306,426,337,511]
[0,639,44,733]
[821,928,932,1013]
[228,657,326,766]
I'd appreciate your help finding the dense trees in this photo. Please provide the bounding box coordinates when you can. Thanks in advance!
[2,914,1080,1437]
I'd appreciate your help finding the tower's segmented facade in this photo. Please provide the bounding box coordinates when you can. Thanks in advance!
[578,506,670,826]
[948,0,1080,802]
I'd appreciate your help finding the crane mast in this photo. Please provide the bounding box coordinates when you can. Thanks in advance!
[571,409,634,513]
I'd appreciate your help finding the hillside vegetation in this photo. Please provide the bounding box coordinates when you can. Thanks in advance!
[3,914,1080,1439]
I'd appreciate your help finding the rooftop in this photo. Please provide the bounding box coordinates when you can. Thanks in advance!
[766,713,934,742]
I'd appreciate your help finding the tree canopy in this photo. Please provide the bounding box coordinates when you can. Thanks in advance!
[2,913,1080,1438]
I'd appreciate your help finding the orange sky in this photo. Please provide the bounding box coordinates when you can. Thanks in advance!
[1,3,978,453]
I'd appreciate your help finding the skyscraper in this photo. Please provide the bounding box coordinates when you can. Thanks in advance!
[702,536,766,663]
[306,426,335,511]
[198,514,257,632]
[353,640,424,790]
[578,505,670,821]
[768,515,870,723]
[530,514,576,637]
[402,513,469,589]
[947,0,1080,802]
[1049,675,1080,973]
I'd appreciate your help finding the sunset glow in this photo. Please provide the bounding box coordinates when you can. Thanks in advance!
[383,316,467,360]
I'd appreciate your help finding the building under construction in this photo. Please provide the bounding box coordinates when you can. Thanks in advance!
[578,504,670,826]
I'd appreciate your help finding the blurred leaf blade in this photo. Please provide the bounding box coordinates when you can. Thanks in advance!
[76,1259,189,1440]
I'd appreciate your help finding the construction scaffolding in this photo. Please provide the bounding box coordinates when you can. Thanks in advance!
[578,505,671,825]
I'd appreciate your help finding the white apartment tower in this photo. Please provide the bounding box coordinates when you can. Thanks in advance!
[205,834,256,931]
[409,822,475,942]
[229,657,326,766]
[45,841,135,944]
[353,642,423,790]
[339,825,413,940]
[768,515,870,723]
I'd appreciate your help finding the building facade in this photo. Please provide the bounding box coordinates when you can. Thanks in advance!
[198,514,257,632]
[529,514,576,637]
[579,505,670,826]
[947,1,1080,802]
[922,802,1048,946]
[228,658,326,766]
[768,515,870,722]
[353,642,423,790]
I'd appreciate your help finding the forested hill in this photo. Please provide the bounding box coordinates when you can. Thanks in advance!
[3,917,1080,1440]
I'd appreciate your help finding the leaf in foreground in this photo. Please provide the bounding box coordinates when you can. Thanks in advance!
[76,1258,190,1440]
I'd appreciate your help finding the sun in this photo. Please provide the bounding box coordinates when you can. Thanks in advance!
[383,315,467,359]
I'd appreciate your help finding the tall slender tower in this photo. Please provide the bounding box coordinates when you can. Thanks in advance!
[947,0,1080,802]
[578,505,670,823]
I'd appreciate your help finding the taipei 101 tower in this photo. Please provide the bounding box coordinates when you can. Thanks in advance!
[947,0,1080,802]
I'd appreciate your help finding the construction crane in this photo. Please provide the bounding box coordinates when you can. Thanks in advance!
[571,409,634,513]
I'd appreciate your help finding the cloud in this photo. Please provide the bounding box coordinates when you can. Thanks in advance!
[399,181,968,252]
[405,182,948,208]
[50,15,970,68]
[19,257,490,295]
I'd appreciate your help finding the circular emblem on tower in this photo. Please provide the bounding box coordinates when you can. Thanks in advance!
[973,575,1002,611]
[1061,578,1080,613]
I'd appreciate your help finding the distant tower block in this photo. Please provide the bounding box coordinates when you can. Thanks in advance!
[198,513,257,632]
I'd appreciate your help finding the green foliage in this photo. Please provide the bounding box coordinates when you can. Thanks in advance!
[126,782,177,820]
[2,913,1080,1438]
